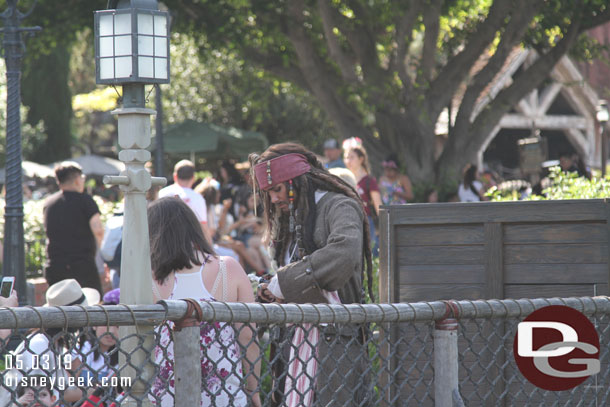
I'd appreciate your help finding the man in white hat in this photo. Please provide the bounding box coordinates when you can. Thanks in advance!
[44,278,100,307]
[16,279,100,365]
[6,279,100,405]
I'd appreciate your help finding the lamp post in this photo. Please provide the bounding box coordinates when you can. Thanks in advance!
[597,100,609,177]
[0,0,40,304]
[154,83,164,178]
[95,1,169,405]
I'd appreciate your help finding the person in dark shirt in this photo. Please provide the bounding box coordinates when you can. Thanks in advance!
[559,151,591,179]
[43,162,104,294]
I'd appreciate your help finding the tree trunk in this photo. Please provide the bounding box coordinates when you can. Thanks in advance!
[373,108,437,185]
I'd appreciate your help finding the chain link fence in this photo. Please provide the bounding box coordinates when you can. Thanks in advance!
[0,296,607,406]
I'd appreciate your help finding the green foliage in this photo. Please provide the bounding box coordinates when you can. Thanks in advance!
[2,0,609,185]
[487,167,610,202]
[22,43,73,163]
[0,1,107,163]
[163,33,337,150]
[542,168,610,200]
[22,199,45,278]
[570,33,610,63]
[0,0,106,57]
[365,256,379,304]
[0,60,46,167]
[163,0,610,188]
[69,28,97,95]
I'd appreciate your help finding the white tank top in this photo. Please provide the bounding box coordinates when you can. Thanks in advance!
[150,257,246,407]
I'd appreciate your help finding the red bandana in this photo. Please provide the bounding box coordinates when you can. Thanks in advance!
[253,153,311,190]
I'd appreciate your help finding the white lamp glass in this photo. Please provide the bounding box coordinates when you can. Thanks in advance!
[100,58,114,79]
[95,8,170,84]
[154,15,167,36]
[115,56,133,78]
[598,109,609,123]
[138,36,154,56]
[138,14,154,35]
[99,14,114,36]
[114,13,132,35]
[139,56,154,78]
[99,37,114,57]
[155,57,168,79]
[154,37,167,57]
[114,35,132,56]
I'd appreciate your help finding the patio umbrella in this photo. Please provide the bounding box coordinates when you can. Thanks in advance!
[0,161,55,183]
[162,120,268,160]
[51,155,125,177]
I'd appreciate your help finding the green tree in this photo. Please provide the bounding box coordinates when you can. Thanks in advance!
[0,0,106,163]
[164,33,336,148]
[22,44,73,163]
[0,59,45,167]
[165,0,610,190]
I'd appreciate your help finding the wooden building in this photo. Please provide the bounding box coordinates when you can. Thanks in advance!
[437,49,603,177]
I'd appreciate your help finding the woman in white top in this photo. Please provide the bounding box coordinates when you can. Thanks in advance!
[148,197,261,407]
[458,164,488,202]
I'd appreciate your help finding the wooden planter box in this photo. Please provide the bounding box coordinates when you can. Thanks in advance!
[379,199,610,303]
[377,199,610,406]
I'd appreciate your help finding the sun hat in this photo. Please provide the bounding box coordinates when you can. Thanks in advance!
[44,279,100,307]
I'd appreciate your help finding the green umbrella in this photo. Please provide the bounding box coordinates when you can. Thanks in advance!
[162,120,268,160]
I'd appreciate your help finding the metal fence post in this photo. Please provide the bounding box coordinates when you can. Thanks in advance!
[173,325,202,406]
[173,300,202,407]
[434,318,459,407]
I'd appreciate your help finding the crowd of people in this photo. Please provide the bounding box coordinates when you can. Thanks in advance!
[1,281,121,407]
[0,138,594,406]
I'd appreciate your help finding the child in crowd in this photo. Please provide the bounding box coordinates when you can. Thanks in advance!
[13,374,56,407]
[72,288,121,405]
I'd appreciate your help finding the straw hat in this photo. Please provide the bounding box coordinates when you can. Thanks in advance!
[44,279,100,307]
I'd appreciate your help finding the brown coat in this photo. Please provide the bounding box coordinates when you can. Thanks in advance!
[274,191,371,406]
[277,191,364,304]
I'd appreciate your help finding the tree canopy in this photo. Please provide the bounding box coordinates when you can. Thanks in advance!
[163,33,336,148]
[165,0,610,190]
[2,0,609,188]
[0,0,106,163]
[1,0,336,164]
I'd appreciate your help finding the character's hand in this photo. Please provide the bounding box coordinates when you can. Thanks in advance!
[256,283,278,303]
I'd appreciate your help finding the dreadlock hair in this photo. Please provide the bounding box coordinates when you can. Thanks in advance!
[249,142,375,302]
